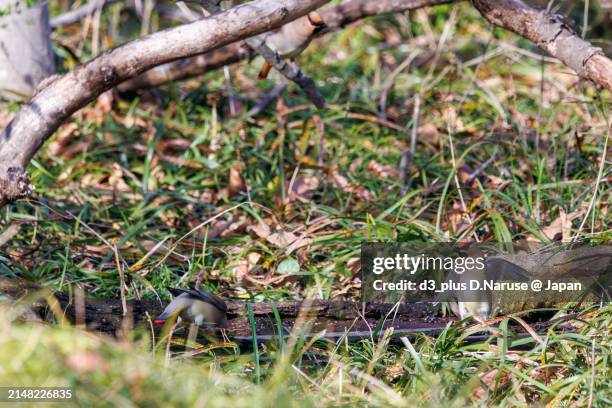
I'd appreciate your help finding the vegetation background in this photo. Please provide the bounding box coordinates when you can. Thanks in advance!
[0,0,610,406]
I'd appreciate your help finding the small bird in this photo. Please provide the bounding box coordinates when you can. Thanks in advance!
[453,246,494,322]
[154,287,228,329]
[257,11,327,80]
[454,244,612,321]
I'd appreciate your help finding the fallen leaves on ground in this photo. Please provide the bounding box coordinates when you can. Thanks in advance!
[329,172,373,201]
[530,208,585,242]
[367,160,399,179]
[287,173,320,203]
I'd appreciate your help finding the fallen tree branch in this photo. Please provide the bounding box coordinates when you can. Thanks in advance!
[0,277,581,345]
[24,289,577,346]
[44,292,446,337]
[0,0,330,208]
[1,275,445,338]
[246,79,288,116]
[471,0,612,92]
[118,0,458,91]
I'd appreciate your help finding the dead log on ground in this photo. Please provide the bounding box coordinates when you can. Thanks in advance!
[45,292,448,340]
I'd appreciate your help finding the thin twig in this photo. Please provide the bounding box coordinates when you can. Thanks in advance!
[572,118,610,242]
[50,0,114,28]
[201,0,326,108]
[114,244,128,317]
[465,150,497,185]
[246,80,289,117]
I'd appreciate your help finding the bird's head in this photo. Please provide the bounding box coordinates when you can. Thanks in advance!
[307,12,327,33]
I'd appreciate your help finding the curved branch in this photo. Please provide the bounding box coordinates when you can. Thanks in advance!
[118,0,458,92]
[117,42,250,92]
[471,0,612,92]
[0,0,329,207]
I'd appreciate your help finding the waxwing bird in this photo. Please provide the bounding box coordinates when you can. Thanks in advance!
[454,244,612,321]
[452,246,493,322]
[154,287,228,329]
[257,11,327,80]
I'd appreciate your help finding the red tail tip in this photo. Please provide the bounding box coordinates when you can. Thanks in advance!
[154,319,166,324]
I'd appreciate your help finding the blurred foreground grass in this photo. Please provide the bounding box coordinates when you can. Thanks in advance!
[1,303,611,407]
[1,1,611,406]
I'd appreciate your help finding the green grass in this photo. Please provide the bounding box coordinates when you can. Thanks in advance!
[0,304,610,406]
[1,1,611,406]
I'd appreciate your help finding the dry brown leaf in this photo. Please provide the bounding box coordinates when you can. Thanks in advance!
[381,22,402,46]
[250,223,298,249]
[444,106,465,132]
[229,252,262,282]
[109,164,131,193]
[248,224,298,248]
[158,137,193,153]
[474,368,510,400]
[367,160,399,179]
[447,202,470,235]
[418,123,439,142]
[348,158,363,173]
[48,122,79,157]
[121,112,148,129]
[227,163,246,197]
[205,215,247,239]
[329,172,373,201]
[288,174,320,203]
[346,257,361,276]
[198,189,218,204]
[485,174,507,189]
[458,164,477,188]
[79,91,114,126]
[97,90,114,113]
[536,208,585,242]
[0,224,20,248]
[79,169,132,193]
[285,235,313,255]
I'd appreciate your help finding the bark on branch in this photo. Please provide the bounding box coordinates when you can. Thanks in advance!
[0,0,329,207]
[471,0,612,92]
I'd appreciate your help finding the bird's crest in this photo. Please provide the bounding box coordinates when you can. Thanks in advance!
[168,286,228,313]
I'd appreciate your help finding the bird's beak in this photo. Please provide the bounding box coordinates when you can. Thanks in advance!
[154,319,166,325]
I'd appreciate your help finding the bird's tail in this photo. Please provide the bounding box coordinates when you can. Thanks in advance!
[258,62,272,80]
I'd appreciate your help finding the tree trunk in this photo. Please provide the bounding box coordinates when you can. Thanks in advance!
[0,0,55,100]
